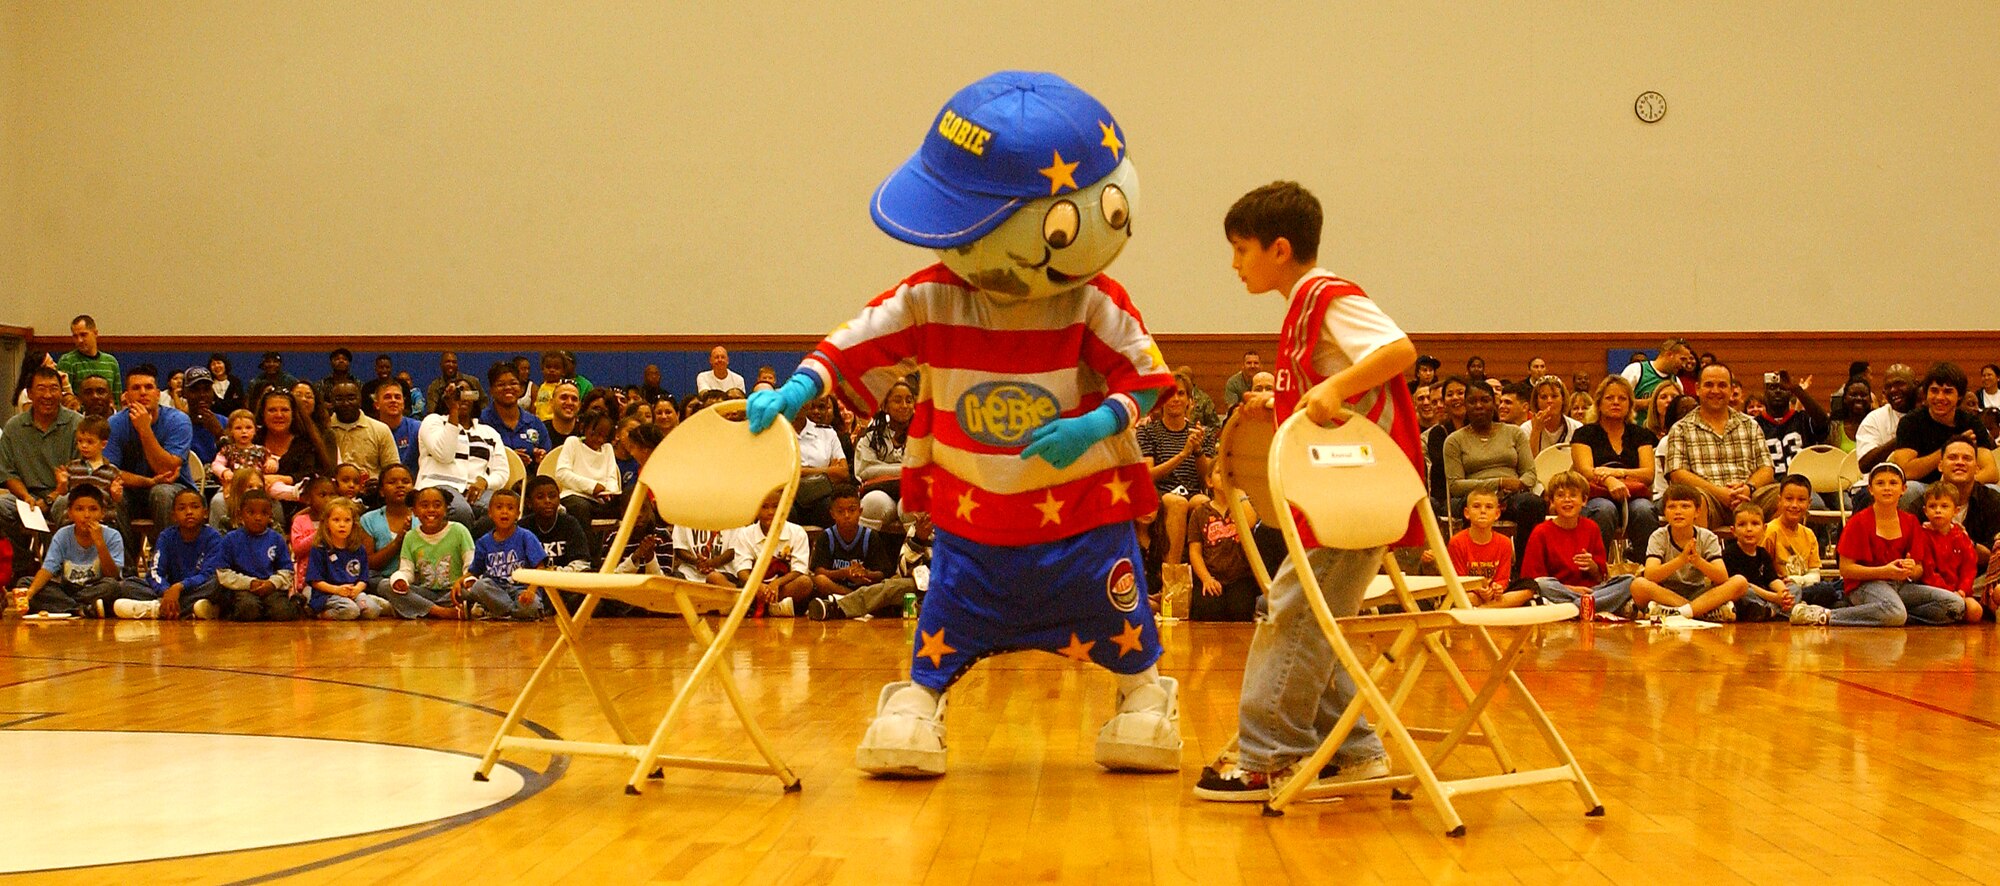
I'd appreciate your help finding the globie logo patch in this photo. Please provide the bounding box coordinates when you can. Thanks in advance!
[957,381,1059,447]
[1105,558,1139,613]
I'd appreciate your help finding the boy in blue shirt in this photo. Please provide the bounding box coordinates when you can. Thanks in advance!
[465,488,546,620]
[115,488,224,619]
[202,489,301,621]
[21,485,138,617]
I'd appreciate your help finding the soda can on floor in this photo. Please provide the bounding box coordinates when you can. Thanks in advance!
[1579,592,1595,623]
[901,592,918,619]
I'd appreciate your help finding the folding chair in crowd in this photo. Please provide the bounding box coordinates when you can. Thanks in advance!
[1221,408,1603,835]
[474,400,802,796]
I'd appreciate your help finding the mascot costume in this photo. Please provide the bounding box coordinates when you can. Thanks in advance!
[747,71,1181,776]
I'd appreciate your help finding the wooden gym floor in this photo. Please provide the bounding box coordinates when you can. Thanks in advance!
[4,616,1998,885]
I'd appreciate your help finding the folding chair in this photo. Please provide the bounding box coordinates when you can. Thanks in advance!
[1790,444,1859,526]
[502,447,527,497]
[474,400,802,796]
[1231,409,1602,834]
[1532,442,1573,496]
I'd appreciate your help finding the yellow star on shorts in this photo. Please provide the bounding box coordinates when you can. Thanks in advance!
[1057,632,1096,663]
[917,628,956,668]
[956,489,980,522]
[1110,619,1146,657]
[1038,149,1080,195]
[1099,121,1123,161]
[1103,474,1131,505]
[1035,491,1065,526]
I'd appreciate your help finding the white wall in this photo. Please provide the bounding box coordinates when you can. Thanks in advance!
[3,1,1997,336]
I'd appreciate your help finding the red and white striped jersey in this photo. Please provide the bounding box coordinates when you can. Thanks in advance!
[1272,269,1426,548]
[800,263,1175,545]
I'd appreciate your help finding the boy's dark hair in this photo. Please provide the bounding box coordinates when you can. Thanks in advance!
[303,475,334,494]
[489,487,522,505]
[240,487,274,508]
[1924,482,1960,506]
[625,422,664,452]
[126,363,159,385]
[580,408,614,434]
[487,361,519,387]
[67,483,104,506]
[1731,501,1764,522]
[1499,381,1533,402]
[829,484,861,506]
[173,486,206,507]
[525,475,559,497]
[1662,483,1703,506]
[76,414,111,440]
[71,314,97,329]
[1920,361,1968,396]
[1778,473,1813,497]
[29,364,62,386]
[1223,181,1321,262]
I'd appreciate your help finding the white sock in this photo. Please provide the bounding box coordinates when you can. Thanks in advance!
[1677,604,1693,618]
[1116,666,1161,694]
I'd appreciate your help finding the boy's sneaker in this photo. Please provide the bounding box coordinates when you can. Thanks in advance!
[768,597,796,618]
[1193,750,1390,802]
[191,599,219,620]
[112,599,161,619]
[1708,601,1736,623]
[807,595,848,621]
[1789,602,1831,626]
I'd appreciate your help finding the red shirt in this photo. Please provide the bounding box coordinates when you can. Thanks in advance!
[1448,531,1513,586]
[1838,508,1918,592]
[1910,522,1977,593]
[1521,519,1606,587]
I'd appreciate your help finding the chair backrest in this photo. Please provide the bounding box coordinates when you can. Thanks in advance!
[1217,408,1278,526]
[639,400,800,531]
[536,448,561,478]
[1789,445,1859,494]
[504,447,527,494]
[1270,411,1424,550]
[1533,443,1573,492]
[186,449,207,490]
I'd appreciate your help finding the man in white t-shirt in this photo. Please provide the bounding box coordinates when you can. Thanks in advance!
[1856,364,1916,474]
[695,347,747,394]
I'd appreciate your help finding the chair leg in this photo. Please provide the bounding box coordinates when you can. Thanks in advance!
[679,596,801,791]
[1418,632,1519,773]
[1427,627,1537,767]
[476,590,635,780]
[552,594,641,746]
[1311,628,1464,836]
[1500,669,1606,816]
[621,593,762,794]
[475,629,570,781]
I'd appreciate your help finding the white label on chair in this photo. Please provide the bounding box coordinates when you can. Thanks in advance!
[1308,444,1374,467]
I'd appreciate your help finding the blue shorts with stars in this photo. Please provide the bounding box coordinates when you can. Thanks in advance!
[910,521,1162,691]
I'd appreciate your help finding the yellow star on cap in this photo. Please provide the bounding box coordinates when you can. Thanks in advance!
[917,628,956,668]
[1098,121,1123,161]
[1057,632,1096,663]
[1038,149,1080,195]
[1104,474,1131,505]
[1111,619,1146,657]
[956,489,980,522]
[1035,491,1065,526]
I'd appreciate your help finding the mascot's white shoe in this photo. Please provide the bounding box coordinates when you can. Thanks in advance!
[1095,676,1183,772]
[856,681,948,777]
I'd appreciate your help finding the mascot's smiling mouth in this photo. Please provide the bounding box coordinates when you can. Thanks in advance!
[1010,246,1084,285]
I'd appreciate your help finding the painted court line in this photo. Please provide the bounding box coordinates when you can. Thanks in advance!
[1816,674,2000,732]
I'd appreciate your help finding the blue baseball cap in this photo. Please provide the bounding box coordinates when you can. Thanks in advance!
[871,71,1127,248]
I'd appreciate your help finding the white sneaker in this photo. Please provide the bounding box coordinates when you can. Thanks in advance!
[1789,602,1831,626]
[1095,676,1183,772]
[856,681,947,777]
[112,599,161,619]
[768,597,795,618]
[191,599,219,620]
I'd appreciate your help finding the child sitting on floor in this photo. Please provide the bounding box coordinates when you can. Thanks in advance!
[290,476,335,566]
[305,496,393,620]
[1631,483,1751,621]
[1523,471,1632,616]
[1721,502,1795,622]
[206,489,301,622]
[1909,483,1984,623]
[807,486,896,610]
[464,488,547,621]
[1444,487,1530,607]
[734,489,813,617]
[21,486,132,617]
[1763,474,1843,608]
[385,486,473,620]
[117,487,224,619]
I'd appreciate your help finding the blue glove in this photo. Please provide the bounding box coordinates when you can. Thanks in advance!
[747,373,822,433]
[1020,402,1124,469]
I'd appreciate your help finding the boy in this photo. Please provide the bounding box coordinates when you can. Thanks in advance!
[1909,483,1983,622]
[809,512,936,621]
[734,490,814,617]
[1196,181,1417,801]
[522,476,593,573]
[21,486,134,617]
[203,489,301,621]
[52,415,123,520]
[674,520,739,588]
[1721,502,1794,622]
[116,488,224,619]
[464,488,546,620]
[1763,474,1843,607]
[808,486,896,605]
[1522,471,1633,615]
[1447,488,1530,607]
[1630,484,1751,621]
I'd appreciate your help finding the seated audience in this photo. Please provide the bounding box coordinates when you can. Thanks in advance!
[257,389,326,502]
[424,351,484,416]
[1523,472,1634,616]
[1630,483,1752,621]
[371,378,422,470]
[75,374,115,420]
[1889,362,1996,499]
[696,346,746,394]
[808,512,935,620]
[53,414,126,536]
[1763,474,1842,608]
[205,489,301,622]
[1408,353,1440,394]
[1622,337,1693,422]
[1412,384,1438,431]
[480,362,551,471]
[1443,488,1532,607]
[323,347,357,392]
[1794,463,1964,626]
[117,487,224,619]
[208,354,246,414]
[182,367,224,475]
[735,490,813,617]
[1565,390,1594,425]
[55,314,121,403]
[1753,372,1828,477]
[807,486,898,606]
[290,380,340,474]
[531,351,568,420]
[1901,435,2000,585]
[543,380,583,451]
[398,370,427,416]
[21,486,134,617]
[1424,375,1468,508]
[1855,364,1916,472]
[0,366,79,577]
[1178,367,1221,430]
[1571,375,1659,554]
[106,364,194,531]
[521,475,593,573]
[794,395,852,526]
[415,380,507,525]
[1826,376,1872,452]
[383,486,474,620]
[854,380,915,531]
[551,408,619,526]
[1979,363,2000,412]
[1495,381,1532,427]
[246,351,298,409]
[1136,377,1215,566]
[325,378,400,493]
[360,464,417,583]
[1444,384,1544,562]
[463,488,546,621]
[1659,364,1773,526]
[1640,380,1682,440]
[1185,462,1260,621]
[289,477,335,565]
[1223,350,1260,408]
[1909,483,1983,623]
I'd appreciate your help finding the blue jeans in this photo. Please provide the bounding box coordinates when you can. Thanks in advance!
[1237,546,1387,772]
[1831,580,1963,627]
[465,577,542,620]
[1582,496,1658,556]
[1532,575,1634,614]
[383,578,452,619]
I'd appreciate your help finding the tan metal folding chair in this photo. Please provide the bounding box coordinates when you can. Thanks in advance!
[1232,409,1603,834]
[474,400,802,796]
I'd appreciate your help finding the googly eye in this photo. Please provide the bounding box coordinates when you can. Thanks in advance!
[1043,201,1080,249]
[1100,185,1129,230]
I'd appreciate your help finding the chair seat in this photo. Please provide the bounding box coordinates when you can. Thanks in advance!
[510,568,738,611]
[1340,602,1577,635]
[1363,574,1484,609]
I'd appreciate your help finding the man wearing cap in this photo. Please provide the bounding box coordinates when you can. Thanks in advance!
[1408,353,1440,394]
[1223,351,1261,409]
[181,367,224,477]
[748,71,1180,778]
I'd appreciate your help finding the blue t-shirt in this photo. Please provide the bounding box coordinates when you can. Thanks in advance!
[146,525,223,593]
[358,507,410,578]
[205,526,293,580]
[389,416,422,469]
[186,418,221,471]
[306,543,371,612]
[481,405,551,464]
[42,523,126,585]
[617,457,639,495]
[472,527,546,584]
[106,404,196,487]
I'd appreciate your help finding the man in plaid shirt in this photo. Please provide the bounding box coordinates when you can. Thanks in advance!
[1661,363,1773,524]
